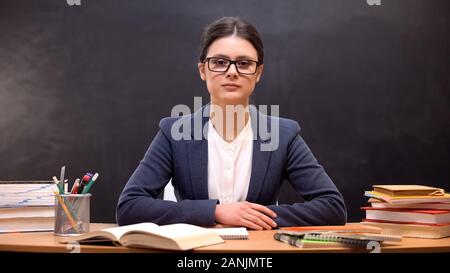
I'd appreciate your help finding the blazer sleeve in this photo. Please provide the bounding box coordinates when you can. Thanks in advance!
[268,126,347,226]
[116,125,218,226]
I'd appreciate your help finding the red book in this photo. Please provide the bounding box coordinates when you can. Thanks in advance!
[361,207,450,224]
[369,198,450,210]
[362,218,450,226]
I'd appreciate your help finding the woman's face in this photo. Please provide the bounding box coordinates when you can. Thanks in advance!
[198,35,264,105]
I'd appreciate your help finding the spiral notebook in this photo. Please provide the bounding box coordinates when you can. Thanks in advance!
[208,227,249,240]
[303,232,401,247]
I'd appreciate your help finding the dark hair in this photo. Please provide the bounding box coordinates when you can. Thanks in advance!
[199,17,264,64]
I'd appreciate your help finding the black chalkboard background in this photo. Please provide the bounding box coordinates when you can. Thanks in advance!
[0,0,449,223]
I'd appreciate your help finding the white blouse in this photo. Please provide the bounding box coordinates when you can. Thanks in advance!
[207,117,253,204]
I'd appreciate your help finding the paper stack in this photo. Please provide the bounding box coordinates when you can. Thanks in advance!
[0,181,55,233]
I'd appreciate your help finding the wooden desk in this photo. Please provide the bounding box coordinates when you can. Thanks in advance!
[0,223,449,253]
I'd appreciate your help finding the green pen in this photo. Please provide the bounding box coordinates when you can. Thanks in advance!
[53,176,64,194]
[81,173,99,194]
[59,166,66,193]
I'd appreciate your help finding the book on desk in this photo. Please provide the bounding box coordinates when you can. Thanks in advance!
[0,181,55,233]
[59,223,225,250]
[361,184,450,239]
[59,223,249,251]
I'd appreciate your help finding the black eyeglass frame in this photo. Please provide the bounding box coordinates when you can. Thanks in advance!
[204,57,261,75]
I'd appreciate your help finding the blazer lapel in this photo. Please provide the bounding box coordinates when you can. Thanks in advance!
[246,106,272,202]
[185,104,273,202]
[187,105,210,199]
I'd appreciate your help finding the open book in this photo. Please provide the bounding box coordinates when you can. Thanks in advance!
[60,223,224,251]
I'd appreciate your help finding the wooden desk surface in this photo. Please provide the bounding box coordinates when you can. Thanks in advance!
[0,223,449,253]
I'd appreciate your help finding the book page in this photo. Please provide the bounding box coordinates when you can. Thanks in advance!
[60,223,160,243]
[105,223,160,240]
[151,223,217,239]
[120,223,224,250]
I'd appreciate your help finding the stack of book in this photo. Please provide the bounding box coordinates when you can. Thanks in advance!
[361,185,450,238]
[273,224,401,250]
[0,181,56,232]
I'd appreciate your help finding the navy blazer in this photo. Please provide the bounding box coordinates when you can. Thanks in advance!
[116,105,347,227]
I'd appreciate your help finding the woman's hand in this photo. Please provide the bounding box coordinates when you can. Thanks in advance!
[214,201,278,230]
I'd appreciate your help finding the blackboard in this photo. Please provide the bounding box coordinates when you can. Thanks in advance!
[0,0,449,223]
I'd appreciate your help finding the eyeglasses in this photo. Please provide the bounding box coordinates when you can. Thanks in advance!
[205,57,260,75]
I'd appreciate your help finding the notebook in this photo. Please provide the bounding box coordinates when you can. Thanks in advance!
[302,232,401,247]
[207,227,249,240]
[273,231,401,249]
[305,232,402,242]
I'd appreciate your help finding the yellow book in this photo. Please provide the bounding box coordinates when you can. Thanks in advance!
[365,191,450,204]
[372,185,445,196]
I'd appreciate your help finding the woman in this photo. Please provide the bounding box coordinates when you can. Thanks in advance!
[117,17,346,229]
